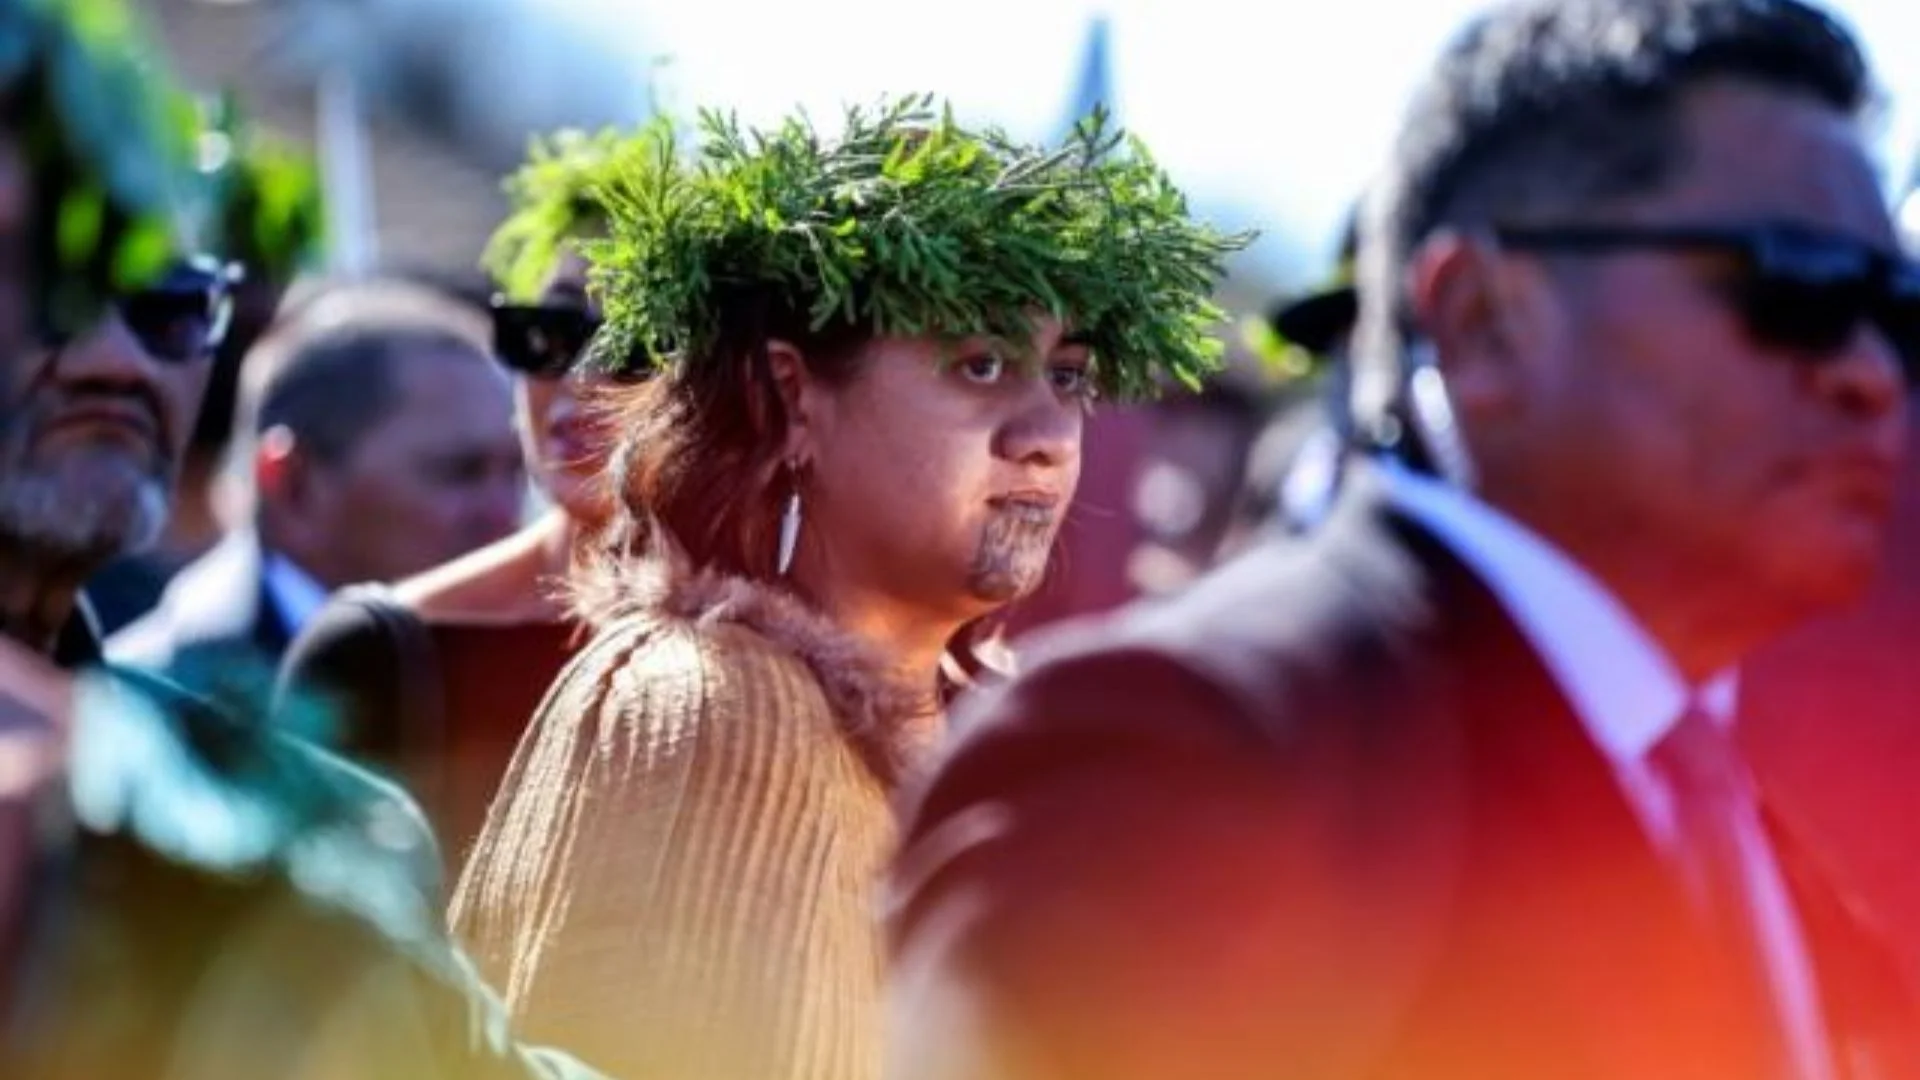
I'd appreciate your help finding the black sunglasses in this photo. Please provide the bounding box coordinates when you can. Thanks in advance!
[490,299,605,379]
[116,256,244,364]
[1491,221,1920,379]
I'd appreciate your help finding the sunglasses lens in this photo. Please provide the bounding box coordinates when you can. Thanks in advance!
[1735,273,1869,358]
[494,306,598,377]
[120,288,218,363]
[1498,221,1920,380]
[115,258,236,363]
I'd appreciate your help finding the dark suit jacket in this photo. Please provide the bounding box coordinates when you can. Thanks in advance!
[104,530,295,677]
[886,467,1918,1080]
[84,550,189,638]
[1,606,609,1080]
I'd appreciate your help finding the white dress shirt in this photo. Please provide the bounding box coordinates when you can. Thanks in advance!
[1376,459,1834,1079]
[262,553,332,641]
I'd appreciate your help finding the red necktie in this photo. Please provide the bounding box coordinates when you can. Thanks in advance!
[1648,705,1833,1080]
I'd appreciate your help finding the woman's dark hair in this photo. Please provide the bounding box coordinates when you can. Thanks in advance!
[589,285,871,582]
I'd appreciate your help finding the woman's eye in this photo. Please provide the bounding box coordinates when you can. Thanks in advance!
[1049,359,1095,399]
[958,353,1005,384]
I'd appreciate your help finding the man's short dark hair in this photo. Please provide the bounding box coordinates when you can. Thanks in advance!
[238,279,493,470]
[257,325,483,465]
[1353,0,1873,432]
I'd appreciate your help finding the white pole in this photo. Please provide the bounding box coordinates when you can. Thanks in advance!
[316,63,377,277]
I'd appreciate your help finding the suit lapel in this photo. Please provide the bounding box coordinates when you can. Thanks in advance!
[1427,513,1761,1074]
[1322,470,1782,1076]
[1327,469,1657,872]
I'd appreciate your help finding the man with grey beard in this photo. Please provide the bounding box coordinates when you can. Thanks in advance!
[0,274,603,1073]
[0,260,207,603]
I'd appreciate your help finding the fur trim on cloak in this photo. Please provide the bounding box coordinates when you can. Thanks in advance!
[567,534,952,788]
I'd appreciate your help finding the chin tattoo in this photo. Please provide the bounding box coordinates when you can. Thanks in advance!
[967,510,1058,603]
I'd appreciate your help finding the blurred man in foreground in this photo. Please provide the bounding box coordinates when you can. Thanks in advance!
[0,3,605,1077]
[886,1,1920,1077]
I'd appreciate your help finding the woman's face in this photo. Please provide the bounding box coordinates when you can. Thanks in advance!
[789,316,1089,622]
[514,250,613,521]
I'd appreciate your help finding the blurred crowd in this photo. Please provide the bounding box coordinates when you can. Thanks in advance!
[5,0,1920,1077]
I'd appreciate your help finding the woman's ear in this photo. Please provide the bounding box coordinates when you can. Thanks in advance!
[766,339,815,465]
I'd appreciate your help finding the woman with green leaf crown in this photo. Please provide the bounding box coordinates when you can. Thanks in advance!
[448,94,1247,1079]
[279,128,642,861]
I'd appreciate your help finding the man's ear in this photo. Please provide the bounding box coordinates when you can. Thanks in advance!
[765,339,817,467]
[253,424,308,510]
[1406,231,1540,420]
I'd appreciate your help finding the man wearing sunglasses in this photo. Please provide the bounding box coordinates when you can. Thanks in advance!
[0,256,241,645]
[885,1,1920,1078]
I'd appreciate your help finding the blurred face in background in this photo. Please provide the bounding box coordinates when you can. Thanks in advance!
[502,249,618,524]
[274,341,525,588]
[1126,391,1264,594]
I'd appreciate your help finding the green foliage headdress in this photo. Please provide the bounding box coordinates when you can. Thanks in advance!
[583,94,1254,401]
[484,127,645,303]
[195,91,326,284]
[0,0,200,337]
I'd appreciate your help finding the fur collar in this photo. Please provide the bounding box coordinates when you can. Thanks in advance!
[570,538,947,789]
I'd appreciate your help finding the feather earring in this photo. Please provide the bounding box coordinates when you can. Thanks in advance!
[777,467,803,577]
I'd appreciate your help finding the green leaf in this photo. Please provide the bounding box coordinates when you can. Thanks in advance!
[110,215,171,290]
[57,186,106,268]
[579,92,1253,399]
[8,0,201,334]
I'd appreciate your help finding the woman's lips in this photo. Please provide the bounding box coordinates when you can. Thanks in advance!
[988,490,1063,524]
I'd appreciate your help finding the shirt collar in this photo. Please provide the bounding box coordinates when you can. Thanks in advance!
[262,553,331,639]
[1375,459,1737,762]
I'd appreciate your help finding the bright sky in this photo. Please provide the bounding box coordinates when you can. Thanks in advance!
[550,0,1920,285]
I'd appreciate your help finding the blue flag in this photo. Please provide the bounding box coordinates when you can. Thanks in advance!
[1060,14,1114,138]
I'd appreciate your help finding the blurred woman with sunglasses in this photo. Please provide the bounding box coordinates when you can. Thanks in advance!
[277,131,640,860]
[446,97,1247,1080]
